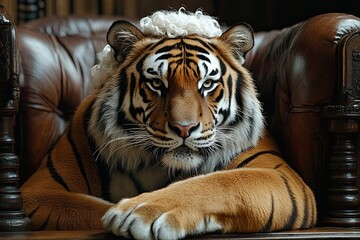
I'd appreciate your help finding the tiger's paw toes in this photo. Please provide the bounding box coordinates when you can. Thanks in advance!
[151,213,187,240]
[102,204,149,239]
[151,212,222,239]
[102,202,185,239]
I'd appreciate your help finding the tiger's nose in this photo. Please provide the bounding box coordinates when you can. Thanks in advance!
[169,122,199,138]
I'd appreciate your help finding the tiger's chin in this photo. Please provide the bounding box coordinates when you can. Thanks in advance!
[161,146,204,172]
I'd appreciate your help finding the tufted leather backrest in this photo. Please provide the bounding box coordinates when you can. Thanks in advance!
[16,13,360,195]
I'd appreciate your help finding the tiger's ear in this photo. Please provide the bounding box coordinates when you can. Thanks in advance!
[107,20,144,63]
[219,23,254,65]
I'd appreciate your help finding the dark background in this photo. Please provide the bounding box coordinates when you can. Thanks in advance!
[8,0,360,31]
[215,0,360,31]
[126,0,360,31]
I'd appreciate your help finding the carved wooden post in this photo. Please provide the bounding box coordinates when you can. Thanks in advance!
[321,31,360,227]
[322,106,360,227]
[0,5,31,231]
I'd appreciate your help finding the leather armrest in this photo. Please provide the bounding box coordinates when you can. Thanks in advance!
[245,13,360,186]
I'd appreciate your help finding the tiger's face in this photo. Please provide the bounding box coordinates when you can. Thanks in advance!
[132,37,228,171]
[89,21,264,175]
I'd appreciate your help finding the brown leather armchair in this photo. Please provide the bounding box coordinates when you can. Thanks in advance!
[1,5,360,238]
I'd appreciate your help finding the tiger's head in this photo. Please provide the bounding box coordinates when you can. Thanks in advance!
[89,10,264,175]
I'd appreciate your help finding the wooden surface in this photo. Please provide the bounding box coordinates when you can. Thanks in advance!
[1,228,360,239]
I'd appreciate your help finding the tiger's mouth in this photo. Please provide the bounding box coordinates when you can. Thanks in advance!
[172,145,195,157]
[161,145,204,172]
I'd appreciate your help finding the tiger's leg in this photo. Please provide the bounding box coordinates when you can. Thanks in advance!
[21,188,113,230]
[102,131,316,239]
[20,158,113,230]
[102,164,316,239]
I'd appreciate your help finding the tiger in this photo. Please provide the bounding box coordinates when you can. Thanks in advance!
[20,8,317,239]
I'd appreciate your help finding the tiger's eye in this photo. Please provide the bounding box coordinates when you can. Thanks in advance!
[152,79,162,88]
[203,79,213,88]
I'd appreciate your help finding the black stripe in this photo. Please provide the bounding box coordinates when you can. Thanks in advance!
[67,119,92,195]
[38,212,51,230]
[84,103,109,199]
[146,68,157,75]
[183,41,209,54]
[219,57,227,74]
[202,62,208,75]
[197,54,210,62]
[311,193,317,226]
[300,184,310,228]
[95,158,111,201]
[118,111,138,133]
[85,107,111,201]
[263,194,275,232]
[129,73,144,121]
[227,75,233,97]
[111,66,136,131]
[158,62,165,77]
[209,68,219,76]
[155,44,176,54]
[56,212,62,229]
[115,70,129,128]
[139,83,152,104]
[191,37,217,52]
[274,163,283,169]
[47,153,70,192]
[149,38,168,51]
[84,101,96,152]
[185,52,194,58]
[214,89,224,103]
[281,175,298,230]
[156,53,173,61]
[27,205,40,219]
[237,150,282,168]
[190,63,201,79]
[218,75,232,123]
[228,74,245,127]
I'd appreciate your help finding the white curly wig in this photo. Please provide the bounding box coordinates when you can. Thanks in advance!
[139,7,222,38]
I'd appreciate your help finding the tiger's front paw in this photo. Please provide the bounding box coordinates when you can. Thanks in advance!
[102,198,187,239]
[101,195,222,239]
